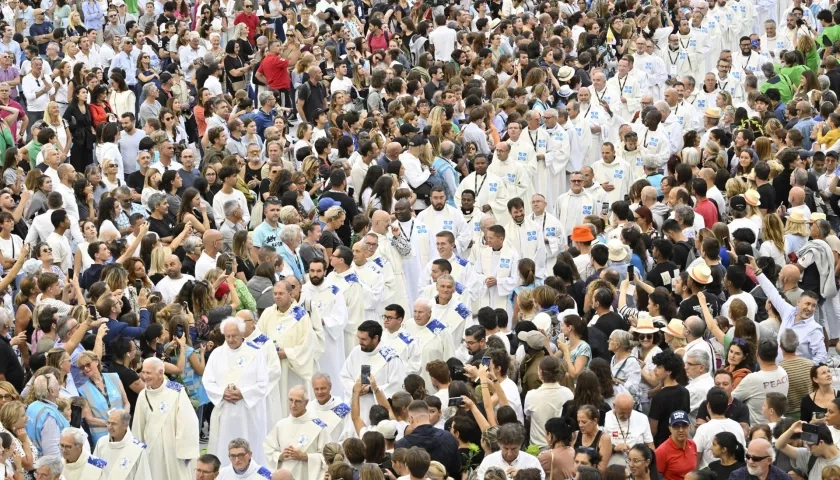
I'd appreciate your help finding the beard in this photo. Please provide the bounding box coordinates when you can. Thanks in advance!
[310,275,324,286]
[433,202,445,211]
[746,465,762,476]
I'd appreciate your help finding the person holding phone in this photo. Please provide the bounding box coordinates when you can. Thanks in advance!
[776,421,840,480]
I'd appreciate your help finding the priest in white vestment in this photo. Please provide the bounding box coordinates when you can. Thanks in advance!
[507,119,539,183]
[370,211,410,311]
[555,174,598,237]
[326,246,367,355]
[132,358,199,480]
[257,281,317,418]
[265,386,328,480]
[403,298,455,387]
[633,111,671,168]
[393,200,423,308]
[418,259,469,305]
[568,101,599,168]
[380,304,423,376]
[61,428,106,480]
[577,87,609,152]
[306,373,351,442]
[363,232,397,311]
[591,144,635,205]
[522,112,554,196]
[503,198,547,282]
[430,274,473,353]
[93,410,152,480]
[530,195,566,271]
[414,188,472,268]
[340,320,407,425]
[455,155,510,225]
[217,438,274,480]
[301,259,348,399]
[203,318,270,467]
[473,225,521,314]
[351,241,386,323]
[489,141,535,216]
[606,58,643,119]
[239,310,284,427]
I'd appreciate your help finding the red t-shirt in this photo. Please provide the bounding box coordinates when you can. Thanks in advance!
[694,198,719,230]
[0,99,24,139]
[257,55,291,90]
[655,437,697,480]
[234,13,259,44]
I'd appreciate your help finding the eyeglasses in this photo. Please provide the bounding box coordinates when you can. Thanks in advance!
[229,452,249,460]
[164,116,173,120]
[570,179,583,183]
[745,454,771,462]
[347,46,356,51]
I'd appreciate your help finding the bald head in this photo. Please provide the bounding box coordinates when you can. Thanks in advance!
[641,186,658,204]
[614,393,634,412]
[385,142,402,159]
[272,470,294,480]
[779,264,801,288]
[203,229,222,254]
[797,101,811,118]
[57,164,75,183]
[789,186,805,206]
[372,210,391,234]
[699,167,715,183]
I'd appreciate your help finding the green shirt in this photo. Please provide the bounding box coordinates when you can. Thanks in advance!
[24,140,42,169]
[760,74,794,104]
[822,24,840,48]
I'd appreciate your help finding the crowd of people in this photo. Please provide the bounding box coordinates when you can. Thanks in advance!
[0,0,837,478]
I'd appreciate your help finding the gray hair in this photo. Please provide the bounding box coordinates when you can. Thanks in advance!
[143,357,165,374]
[62,427,87,446]
[440,140,455,158]
[686,349,710,372]
[684,315,706,339]
[674,204,695,227]
[279,224,303,245]
[32,373,58,400]
[34,456,63,476]
[414,297,434,312]
[642,154,660,170]
[142,83,157,96]
[113,409,132,425]
[259,91,274,107]
[749,438,776,462]
[184,235,202,253]
[682,147,701,166]
[609,330,636,351]
[228,438,251,452]
[114,185,132,197]
[819,75,831,91]
[654,100,670,115]
[312,372,332,386]
[817,219,831,238]
[779,329,800,353]
[146,192,167,211]
[793,167,809,187]
[223,199,241,218]
[556,105,569,121]
[761,62,775,80]
[55,316,75,340]
[436,274,455,285]
[220,317,246,335]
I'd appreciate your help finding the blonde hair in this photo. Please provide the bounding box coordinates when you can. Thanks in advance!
[762,213,785,255]
[144,167,161,189]
[725,177,747,198]
[323,206,345,222]
[0,401,25,432]
[42,101,63,127]
[784,216,809,237]
[149,246,172,276]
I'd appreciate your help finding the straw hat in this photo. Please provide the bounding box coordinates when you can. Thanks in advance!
[744,189,760,207]
[688,263,713,285]
[607,238,628,262]
[630,313,658,334]
[558,66,575,82]
[660,319,685,338]
[788,210,807,223]
[704,107,722,119]
[811,212,827,222]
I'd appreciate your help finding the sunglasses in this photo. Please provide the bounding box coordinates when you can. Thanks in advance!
[244,3,252,7]
[745,454,770,462]
[638,333,654,340]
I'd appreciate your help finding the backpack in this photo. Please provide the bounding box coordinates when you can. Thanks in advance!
[676,240,697,270]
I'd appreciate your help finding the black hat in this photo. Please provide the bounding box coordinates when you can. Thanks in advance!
[400,123,419,136]
[729,195,747,212]
[408,135,427,147]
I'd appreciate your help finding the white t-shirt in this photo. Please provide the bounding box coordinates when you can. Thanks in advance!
[694,418,746,468]
[155,274,195,304]
[732,366,790,425]
[603,410,654,465]
[721,291,758,321]
[330,76,353,95]
[497,377,524,424]
[0,234,23,264]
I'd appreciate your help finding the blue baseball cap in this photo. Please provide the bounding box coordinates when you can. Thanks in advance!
[669,411,689,426]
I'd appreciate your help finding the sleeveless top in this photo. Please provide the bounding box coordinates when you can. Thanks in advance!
[573,430,603,450]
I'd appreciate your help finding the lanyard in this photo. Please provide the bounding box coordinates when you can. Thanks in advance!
[94,376,111,409]
[528,129,538,150]
[668,49,679,66]
[617,75,628,96]
[474,173,487,196]
[399,220,414,242]
[742,52,752,70]
[643,130,651,148]
[595,88,606,104]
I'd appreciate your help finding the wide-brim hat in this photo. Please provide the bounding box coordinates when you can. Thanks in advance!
[704,107,722,119]
[630,313,658,334]
[660,319,685,338]
[744,189,760,207]
[688,263,713,285]
[788,210,807,223]
[607,238,628,262]
[810,212,827,223]
[558,66,575,82]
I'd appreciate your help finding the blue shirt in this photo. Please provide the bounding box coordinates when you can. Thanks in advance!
[793,117,818,150]
[252,220,283,252]
[253,108,277,139]
[29,21,53,55]
[111,51,139,86]
[100,309,151,361]
[81,1,104,30]
[759,273,828,363]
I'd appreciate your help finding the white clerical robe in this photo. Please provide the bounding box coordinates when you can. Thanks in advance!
[620,146,645,186]
[532,212,565,270]
[636,53,668,100]
[380,327,423,378]
[635,125,671,168]
[63,453,107,480]
[396,219,422,309]
[326,268,366,355]
[264,411,328,480]
[301,282,348,399]
[418,253,477,302]
[592,158,634,204]
[487,158,535,215]
[93,430,153,480]
[414,205,472,268]
[524,128,558,205]
[246,328,284,427]
[473,244,520,316]
[570,115,597,168]
[132,381,199,480]
[606,73,642,119]
[339,343,406,425]
[455,172,510,225]
[508,134,537,182]
[717,73,745,104]
[257,302,317,417]
[403,319,454,387]
[203,341,269,467]
[374,231,410,312]
[306,396,351,442]
[462,210,488,260]
[431,299,473,353]
[355,260,386,323]
[581,103,608,151]
[543,124,572,210]
[504,218,547,280]
[554,190,597,244]
[217,461,273,480]
[370,253,396,310]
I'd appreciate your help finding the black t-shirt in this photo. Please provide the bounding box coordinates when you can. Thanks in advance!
[0,337,24,393]
[757,182,777,212]
[111,362,140,416]
[182,255,196,277]
[594,311,628,338]
[297,80,327,124]
[648,384,690,446]
[127,171,145,195]
[148,214,175,239]
[678,292,722,320]
[695,398,751,425]
[319,229,343,251]
[707,460,745,479]
[672,241,693,271]
[647,261,679,291]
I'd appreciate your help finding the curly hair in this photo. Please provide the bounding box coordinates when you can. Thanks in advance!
[651,350,689,385]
